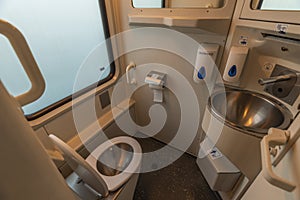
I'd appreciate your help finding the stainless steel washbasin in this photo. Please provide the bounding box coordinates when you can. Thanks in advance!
[209,88,292,134]
[96,143,133,176]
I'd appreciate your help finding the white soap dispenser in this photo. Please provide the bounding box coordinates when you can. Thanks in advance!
[223,46,249,83]
[193,44,219,84]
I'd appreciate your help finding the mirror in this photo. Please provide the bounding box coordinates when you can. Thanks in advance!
[132,0,224,9]
[252,0,300,11]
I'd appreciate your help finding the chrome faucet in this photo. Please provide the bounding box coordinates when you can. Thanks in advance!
[258,73,300,86]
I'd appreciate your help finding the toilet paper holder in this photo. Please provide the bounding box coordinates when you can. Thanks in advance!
[145,71,166,103]
[145,71,166,88]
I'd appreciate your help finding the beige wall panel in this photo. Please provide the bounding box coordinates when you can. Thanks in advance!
[129,49,209,155]
[44,95,102,142]
[35,127,56,151]
[113,0,235,156]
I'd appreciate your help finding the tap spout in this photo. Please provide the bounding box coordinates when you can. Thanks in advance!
[258,73,300,86]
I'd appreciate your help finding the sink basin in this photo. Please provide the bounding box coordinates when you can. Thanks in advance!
[96,143,133,176]
[209,88,292,134]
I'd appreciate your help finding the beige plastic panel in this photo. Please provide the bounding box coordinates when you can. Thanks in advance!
[35,127,65,166]
[35,127,56,150]
[110,0,236,156]
[126,0,236,32]
[128,49,213,156]
[44,111,80,142]
[44,96,102,142]
[0,81,76,200]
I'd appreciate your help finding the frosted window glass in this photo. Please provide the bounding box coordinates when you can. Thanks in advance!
[133,0,163,8]
[0,35,32,96]
[261,0,300,10]
[0,0,111,115]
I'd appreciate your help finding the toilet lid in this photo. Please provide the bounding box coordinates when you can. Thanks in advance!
[49,134,109,197]
[86,136,142,191]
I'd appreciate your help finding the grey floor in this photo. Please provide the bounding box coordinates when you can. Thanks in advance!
[133,135,220,200]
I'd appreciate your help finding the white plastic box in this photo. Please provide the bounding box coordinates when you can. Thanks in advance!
[197,147,241,192]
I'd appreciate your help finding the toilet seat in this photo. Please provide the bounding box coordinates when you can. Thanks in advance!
[86,136,142,191]
[49,135,142,197]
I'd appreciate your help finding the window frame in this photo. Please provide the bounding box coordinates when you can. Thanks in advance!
[25,0,115,121]
[132,0,165,8]
[240,0,300,25]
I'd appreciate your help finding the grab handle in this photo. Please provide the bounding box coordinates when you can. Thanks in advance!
[126,62,136,85]
[261,128,296,192]
[0,19,45,106]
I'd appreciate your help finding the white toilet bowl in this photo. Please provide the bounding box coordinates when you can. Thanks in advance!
[49,134,142,199]
[86,136,142,191]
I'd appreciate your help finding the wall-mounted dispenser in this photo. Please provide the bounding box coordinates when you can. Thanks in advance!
[223,46,249,83]
[193,44,219,84]
[145,71,166,103]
